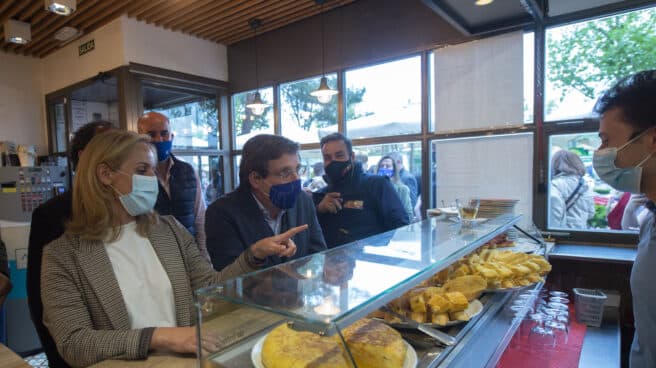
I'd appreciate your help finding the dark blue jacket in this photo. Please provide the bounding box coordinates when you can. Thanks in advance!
[313,162,410,248]
[155,155,197,236]
[205,186,327,271]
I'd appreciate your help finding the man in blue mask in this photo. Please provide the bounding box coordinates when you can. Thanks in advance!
[313,133,409,248]
[137,112,209,261]
[592,70,656,368]
[206,135,326,271]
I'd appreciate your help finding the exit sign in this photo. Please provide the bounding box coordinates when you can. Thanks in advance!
[79,39,95,56]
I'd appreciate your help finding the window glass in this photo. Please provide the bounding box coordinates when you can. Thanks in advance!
[545,6,656,121]
[233,154,242,188]
[432,134,534,227]
[143,85,218,150]
[523,32,534,124]
[175,155,224,204]
[345,56,421,139]
[280,75,338,144]
[547,133,638,232]
[232,88,274,150]
[298,149,325,192]
[434,32,526,133]
[354,141,422,221]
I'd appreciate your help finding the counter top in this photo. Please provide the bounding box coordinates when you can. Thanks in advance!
[0,343,30,368]
[90,353,195,368]
[549,244,636,263]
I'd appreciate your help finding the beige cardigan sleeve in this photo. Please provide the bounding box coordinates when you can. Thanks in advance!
[162,216,256,289]
[41,238,154,367]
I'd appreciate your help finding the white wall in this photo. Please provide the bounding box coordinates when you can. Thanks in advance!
[42,17,125,94]
[0,52,46,155]
[122,16,228,81]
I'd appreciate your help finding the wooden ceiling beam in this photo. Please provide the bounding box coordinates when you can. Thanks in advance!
[175,0,264,34]
[162,0,233,30]
[146,0,202,25]
[187,0,288,36]
[36,40,60,58]
[196,0,299,39]
[0,1,17,21]
[77,0,129,30]
[139,0,196,23]
[17,1,43,22]
[221,0,353,45]
[0,1,33,26]
[130,0,168,19]
[20,0,100,53]
[152,0,216,29]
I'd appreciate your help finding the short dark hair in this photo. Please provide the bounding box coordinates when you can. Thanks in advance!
[320,132,353,157]
[69,121,113,169]
[594,70,656,132]
[239,134,300,189]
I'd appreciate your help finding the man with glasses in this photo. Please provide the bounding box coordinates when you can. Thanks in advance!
[205,134,326,271]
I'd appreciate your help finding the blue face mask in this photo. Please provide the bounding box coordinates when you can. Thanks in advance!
[266,179,302,209]
[378,168,394,177]
[593,129,654,194]
[112,172,159,216]
[153,140,173,162]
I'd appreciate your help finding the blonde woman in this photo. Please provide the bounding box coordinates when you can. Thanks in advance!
[41,130,304,367]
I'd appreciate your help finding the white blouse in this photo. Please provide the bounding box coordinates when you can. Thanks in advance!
[105,222,176,329]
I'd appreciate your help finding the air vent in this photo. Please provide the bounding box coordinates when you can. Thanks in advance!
[54,26,82,42]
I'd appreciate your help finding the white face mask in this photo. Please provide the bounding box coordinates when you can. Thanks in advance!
[111,171,159,216]
[593,129,654,194]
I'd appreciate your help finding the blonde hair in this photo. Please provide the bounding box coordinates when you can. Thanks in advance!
[67,130,158,241]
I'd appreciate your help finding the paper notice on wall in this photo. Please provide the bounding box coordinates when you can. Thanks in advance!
[71,100,87,133]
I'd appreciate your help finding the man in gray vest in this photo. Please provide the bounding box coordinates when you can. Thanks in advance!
[138,112,209,261]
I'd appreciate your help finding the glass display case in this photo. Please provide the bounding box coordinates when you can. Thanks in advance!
[196,214,543,367]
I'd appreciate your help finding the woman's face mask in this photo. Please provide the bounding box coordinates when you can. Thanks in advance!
[593,129,654,194]
[111,171,159,216]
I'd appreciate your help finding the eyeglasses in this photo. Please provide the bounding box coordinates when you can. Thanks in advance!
[272,166,306,180]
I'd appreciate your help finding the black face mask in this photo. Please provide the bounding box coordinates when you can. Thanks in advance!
[325,160,352,184]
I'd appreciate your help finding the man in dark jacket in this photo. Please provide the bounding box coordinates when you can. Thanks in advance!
[27,121,112,368]
[314,133,409,248]
[138,111,210,261]
[206,134,326,271]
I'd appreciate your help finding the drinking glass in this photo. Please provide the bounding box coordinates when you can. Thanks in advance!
[549,291,568,298]
[545,320,569,345]
[549,296,570,304]
[456,199,480,220]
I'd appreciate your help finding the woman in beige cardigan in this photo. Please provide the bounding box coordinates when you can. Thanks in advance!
[41,130,306,367]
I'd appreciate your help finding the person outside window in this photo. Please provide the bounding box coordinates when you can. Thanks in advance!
[549,149,595,229]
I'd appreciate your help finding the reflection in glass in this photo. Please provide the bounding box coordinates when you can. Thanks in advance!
[548,132,639,232]
[232,88,274,149]
[175,155,224,204]
[346,56,421,139]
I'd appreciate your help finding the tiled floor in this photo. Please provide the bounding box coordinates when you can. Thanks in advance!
[24,352,49,367]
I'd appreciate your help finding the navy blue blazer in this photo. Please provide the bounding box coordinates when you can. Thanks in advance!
[206,186,327,271]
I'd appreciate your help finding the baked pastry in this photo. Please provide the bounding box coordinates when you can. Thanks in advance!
[262,323,347,368]
[261,319,407,368]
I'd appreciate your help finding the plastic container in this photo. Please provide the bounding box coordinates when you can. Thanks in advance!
[573,288,607,327]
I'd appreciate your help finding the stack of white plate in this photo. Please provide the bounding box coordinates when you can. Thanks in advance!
[477,199,520,238]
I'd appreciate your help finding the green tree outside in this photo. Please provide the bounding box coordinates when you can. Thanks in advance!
[547,7,656,102]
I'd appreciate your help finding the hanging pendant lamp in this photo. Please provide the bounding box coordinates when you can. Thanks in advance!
[246,18,269,116]
[311,0,338,103]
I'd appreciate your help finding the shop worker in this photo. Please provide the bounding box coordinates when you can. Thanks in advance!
[592,69,656,368]
[28,120,112,368]
[137,111,209,261]
[314,133,409,248]
[206,134,326,271]
[41,130,255,367]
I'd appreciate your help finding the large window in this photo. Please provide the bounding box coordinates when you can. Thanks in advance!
[144,85,218,150]
[232,88,274,149]
[544,6,656,122]
[176,155,224,205]
[280,75,338,144]
[345,56,421,139]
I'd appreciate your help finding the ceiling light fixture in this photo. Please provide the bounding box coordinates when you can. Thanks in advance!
[3,19,31,45]
[45,0,77,16]
[310,0,338,104]
[475,0,494,6]
[245,18,268,116]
